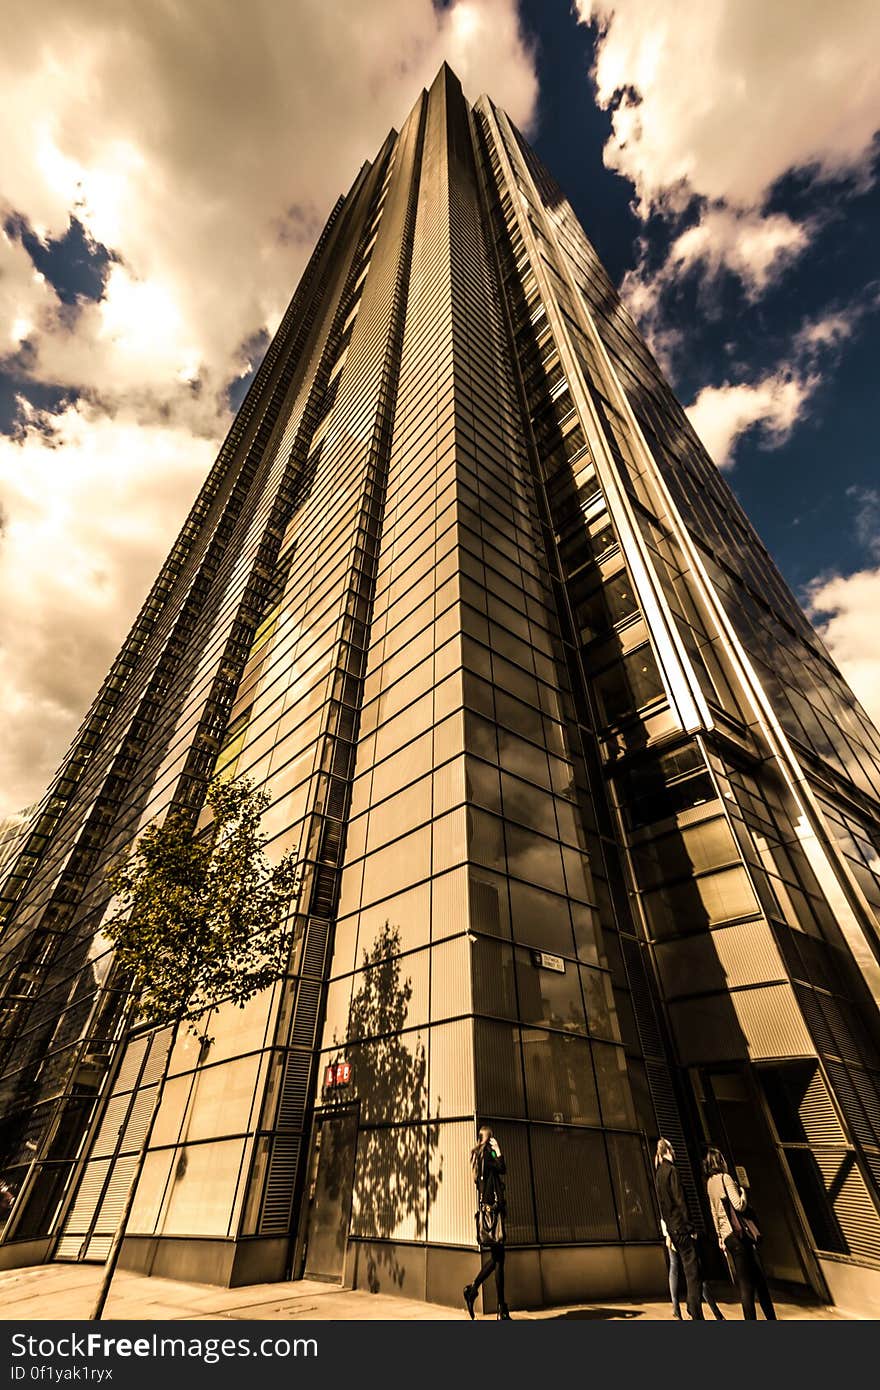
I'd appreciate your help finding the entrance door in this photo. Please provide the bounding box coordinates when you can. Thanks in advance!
[704,1069,816,1290]
[302,1110,358,1282]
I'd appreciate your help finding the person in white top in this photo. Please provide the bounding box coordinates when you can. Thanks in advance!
[703,1147,777,1320]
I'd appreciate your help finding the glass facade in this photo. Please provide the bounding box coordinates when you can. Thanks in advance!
[0,64,879,1311]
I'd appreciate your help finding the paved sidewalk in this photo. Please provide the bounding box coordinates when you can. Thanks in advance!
[0,1263,852,1321]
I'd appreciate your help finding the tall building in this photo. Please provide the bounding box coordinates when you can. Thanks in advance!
[0,808,35,883]
[1,65,880,1315]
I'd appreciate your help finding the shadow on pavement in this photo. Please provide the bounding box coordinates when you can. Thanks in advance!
[551,1307,644,1320]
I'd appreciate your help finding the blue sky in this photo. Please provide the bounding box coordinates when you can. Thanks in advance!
[520,2,880,593]
[0,0,878,814]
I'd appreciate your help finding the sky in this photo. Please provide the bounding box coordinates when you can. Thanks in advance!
[0,0,878,818]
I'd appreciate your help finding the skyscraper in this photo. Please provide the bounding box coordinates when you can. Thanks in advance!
[1,64,879,1315]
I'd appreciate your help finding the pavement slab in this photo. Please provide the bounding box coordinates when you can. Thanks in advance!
[0,1263,852,1322]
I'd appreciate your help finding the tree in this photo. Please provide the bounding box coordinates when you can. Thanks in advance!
[88,777,299,1319]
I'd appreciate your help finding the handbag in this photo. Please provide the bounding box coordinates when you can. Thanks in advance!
[476,1198,505,1248]
[723,1176,761,1243]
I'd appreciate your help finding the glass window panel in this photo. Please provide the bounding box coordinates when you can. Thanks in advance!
[522,1030,600,1125]
[468,870,511,939]
[428,1120,479,1246]
[508,880,574,955]
[496,727,551,785]
[150,1075,189,1149]
[351,1124,427,1241]
[184,1055,263,1144]
[468,808,506,871]
[347,1027,428,1125]
[474,1019,525,1119]
[595,644,664,723]
[642,865,759,938]
[356,884,431,962]
[360,826,431,906]
[593,1042,637,1128]
[495,691,543,743]
[160,1138,246,1238]
[516,949,586,1033]
[435,709,467,765]
[606,1133,657,1240]
[464,710,497,763]
[531,1127,617,1242]
[430,933,473,1020]
[554,797,586,850]
[571,902,603,965]
[490,1121,536,1244]
[581,967,621,1041]
[501,773,557,836]
[128,1148,176,1236]
[465,756,502,811]
[630,816,739,889]
[562,846,596,903]
[473,937,518,1018]
[505,824,565,893]
[371,732,433,804]
[364,776,432,852]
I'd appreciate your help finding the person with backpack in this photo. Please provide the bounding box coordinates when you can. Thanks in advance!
[703,1147,777,1320]
[654,1137,704,1319]
[464,1124,510,1320]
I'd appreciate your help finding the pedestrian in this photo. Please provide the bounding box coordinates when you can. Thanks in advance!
[653,1137,704,1319]
[703,1147,777,1320]
[662,1217,725,1319]
[464,1123,510,1320]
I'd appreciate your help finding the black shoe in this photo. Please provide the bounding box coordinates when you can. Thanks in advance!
[463,1285,476,1320]
[673,1307,683,1320]
[709,1305,725,1321]
[498,1304,511,1319]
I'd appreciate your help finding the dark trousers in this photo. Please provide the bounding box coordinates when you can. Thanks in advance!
[669,1244,722,1317]
[670,1230,704,1319]
[472,1241,506,1307]
[725,1234,777,1320]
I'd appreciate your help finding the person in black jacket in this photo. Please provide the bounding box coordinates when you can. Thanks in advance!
[464,1124,510,1320]
[654,1137,704,1320]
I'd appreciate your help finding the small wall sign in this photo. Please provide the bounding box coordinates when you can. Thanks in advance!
[531,950,565,974]
[323,1060,352,1089]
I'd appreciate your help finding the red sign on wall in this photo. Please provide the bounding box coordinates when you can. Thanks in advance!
[323,1060,352,1089]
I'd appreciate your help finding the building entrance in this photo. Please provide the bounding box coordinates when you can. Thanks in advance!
[701,1068,821,1295]
[301,1109,358,1283]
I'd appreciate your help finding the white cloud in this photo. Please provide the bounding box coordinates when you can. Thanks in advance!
[686,370,817,469]
[668,208,809,298]
[578,0,880,213]
[808,568,880,727]
[577,0,880,353]
[619,206,810,365]
[0,402,215,816]
[684,295,879,468]
[1,0,536,422]
[0,1,537,815]
[0,227,49,351]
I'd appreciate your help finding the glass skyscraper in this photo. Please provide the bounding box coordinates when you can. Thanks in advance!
[1,65,879,1315]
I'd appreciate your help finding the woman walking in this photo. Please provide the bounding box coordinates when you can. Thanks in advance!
[704,1147,777,1320]
[464,1124,510,1320]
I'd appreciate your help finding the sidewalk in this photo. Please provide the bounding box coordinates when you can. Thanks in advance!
[0,1263,852,1321]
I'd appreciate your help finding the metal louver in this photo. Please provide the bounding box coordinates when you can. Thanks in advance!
[260,1135,301,1234]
